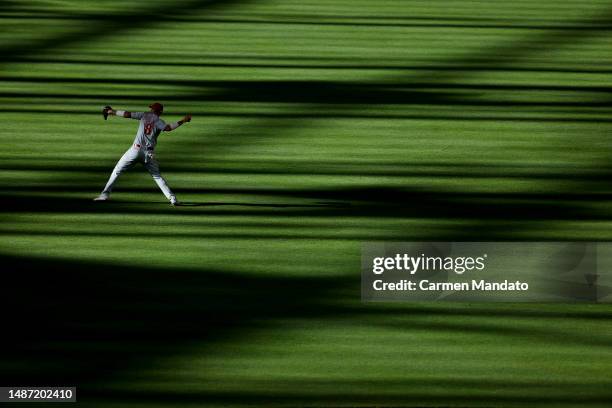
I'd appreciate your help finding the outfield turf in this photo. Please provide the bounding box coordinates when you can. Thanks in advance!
[1,0,612,406]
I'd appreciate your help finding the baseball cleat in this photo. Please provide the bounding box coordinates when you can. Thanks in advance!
[93,193,110,201]
[170,196,180,206]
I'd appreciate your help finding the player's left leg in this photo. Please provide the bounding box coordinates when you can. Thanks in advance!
[144,153,178,205]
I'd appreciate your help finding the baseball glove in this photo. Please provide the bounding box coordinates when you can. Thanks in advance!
[103,105,113,120]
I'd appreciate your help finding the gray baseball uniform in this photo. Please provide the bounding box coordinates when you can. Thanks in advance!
[100,112,175,201]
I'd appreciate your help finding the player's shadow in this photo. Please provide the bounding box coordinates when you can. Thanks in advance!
[176,201,349,208]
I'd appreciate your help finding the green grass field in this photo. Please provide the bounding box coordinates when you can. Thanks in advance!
[1,0,612,406]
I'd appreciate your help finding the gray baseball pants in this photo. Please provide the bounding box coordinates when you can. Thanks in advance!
[101,146,175,200]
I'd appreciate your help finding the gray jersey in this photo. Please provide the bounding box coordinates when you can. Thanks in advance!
[130,112,166,149]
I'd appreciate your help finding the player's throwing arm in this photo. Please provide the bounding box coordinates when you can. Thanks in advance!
[94,103,192,206]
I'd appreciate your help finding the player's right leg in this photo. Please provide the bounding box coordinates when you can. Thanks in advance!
[143,155,178,205]
[94,148,138,201]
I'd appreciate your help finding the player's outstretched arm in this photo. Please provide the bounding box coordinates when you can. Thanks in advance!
[164,114,192,132]
[104,106,143,119]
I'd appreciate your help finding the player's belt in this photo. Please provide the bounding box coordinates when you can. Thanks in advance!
[134,143,154,151]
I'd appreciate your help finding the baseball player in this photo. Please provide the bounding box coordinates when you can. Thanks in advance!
[94,103,191,206]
